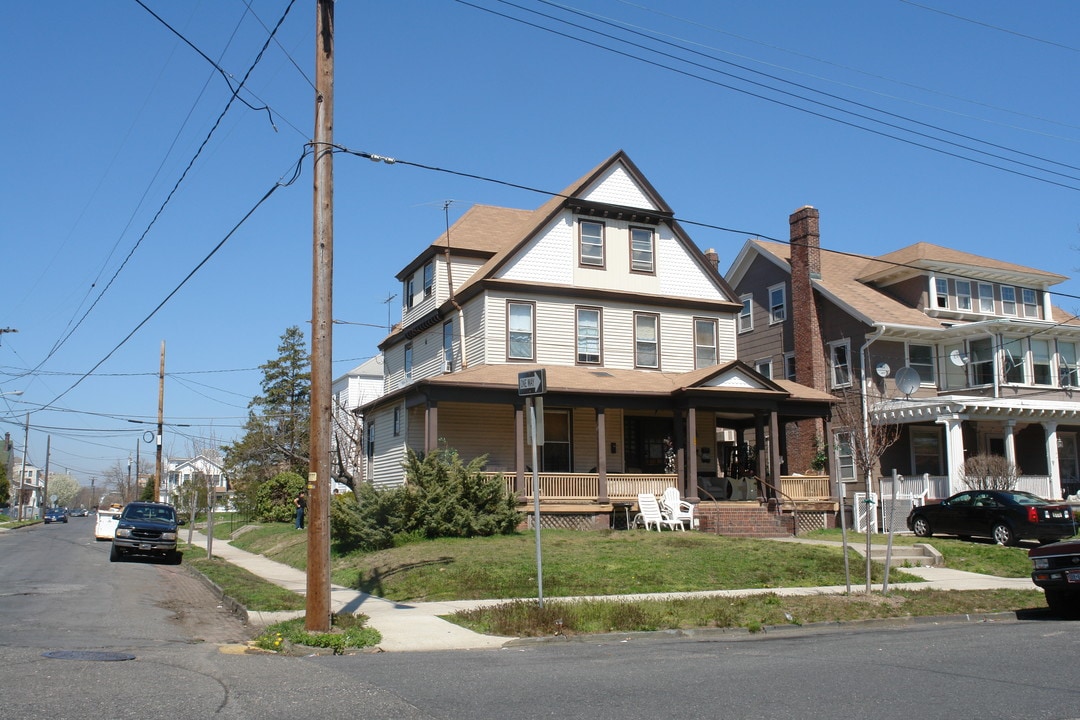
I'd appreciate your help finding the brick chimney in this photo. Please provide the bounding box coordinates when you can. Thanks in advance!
[790,206,826,392]
[788,206,828,474]
[704,248,719,274]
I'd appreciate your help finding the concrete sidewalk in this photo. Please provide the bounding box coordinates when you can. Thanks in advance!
[187,532,1035,653]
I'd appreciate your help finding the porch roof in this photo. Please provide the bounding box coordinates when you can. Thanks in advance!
[871,394,1080,424]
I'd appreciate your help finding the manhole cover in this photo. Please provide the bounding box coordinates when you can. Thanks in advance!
[42,650,136,662]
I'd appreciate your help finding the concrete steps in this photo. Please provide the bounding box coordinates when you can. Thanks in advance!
[867,542,943,567]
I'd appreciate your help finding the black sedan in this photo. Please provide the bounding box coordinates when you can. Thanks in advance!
[907,490,1076,546]
[43,507,68,524]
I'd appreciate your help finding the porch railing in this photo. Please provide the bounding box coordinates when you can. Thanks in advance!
[878,474,1053,500]
[486,472,833,503]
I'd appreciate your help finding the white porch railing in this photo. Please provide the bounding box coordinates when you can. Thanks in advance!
[878,473,1053,501]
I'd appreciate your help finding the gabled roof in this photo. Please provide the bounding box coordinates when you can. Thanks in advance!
[397,204,536,280]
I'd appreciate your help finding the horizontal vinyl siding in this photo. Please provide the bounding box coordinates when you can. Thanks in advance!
[369,404,407,489]
[461,295,486,367]
[571,407,598,472]
[437,402,518,471]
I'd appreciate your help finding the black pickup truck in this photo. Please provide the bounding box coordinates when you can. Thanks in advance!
[110,501,185,564]
[1030,538,1080,617]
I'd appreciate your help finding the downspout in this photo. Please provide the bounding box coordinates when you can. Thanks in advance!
[443,201,468,369]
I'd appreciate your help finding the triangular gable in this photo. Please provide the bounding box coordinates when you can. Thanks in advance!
[699,366,776,391]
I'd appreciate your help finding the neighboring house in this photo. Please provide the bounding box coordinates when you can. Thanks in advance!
[331,355,385,490]
[8,457,43,519]
[726,205,1080,506]
[164,454,229,510]
[359,151,834,529]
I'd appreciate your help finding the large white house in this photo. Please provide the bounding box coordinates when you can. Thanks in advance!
[359,151,834,530]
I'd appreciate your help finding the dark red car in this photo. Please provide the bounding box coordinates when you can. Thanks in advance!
[1030,539,1080,617]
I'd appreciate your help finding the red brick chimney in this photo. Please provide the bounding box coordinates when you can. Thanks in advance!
[788,206,828,474]
[790,206,826,392]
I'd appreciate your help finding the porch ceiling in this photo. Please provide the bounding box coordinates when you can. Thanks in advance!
[871,394,1080,424]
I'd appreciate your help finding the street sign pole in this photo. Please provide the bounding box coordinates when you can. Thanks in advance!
[529,397,543,608]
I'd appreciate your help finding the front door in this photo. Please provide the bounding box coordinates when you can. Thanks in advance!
[1059,433,1079,496]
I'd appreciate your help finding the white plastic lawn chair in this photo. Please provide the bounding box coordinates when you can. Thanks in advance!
[633,493,683,531]
[662,487,697,529]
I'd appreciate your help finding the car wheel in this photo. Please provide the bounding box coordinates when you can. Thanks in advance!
[109,544,123,562]
[992,523,1017,546]
[911,516,932,538]
[169,552,182,565]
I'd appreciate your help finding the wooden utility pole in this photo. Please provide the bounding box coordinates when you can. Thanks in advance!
[155,340,165,502]
[307,0,334,632]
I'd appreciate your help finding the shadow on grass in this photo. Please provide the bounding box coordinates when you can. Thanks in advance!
[354,556,453,597]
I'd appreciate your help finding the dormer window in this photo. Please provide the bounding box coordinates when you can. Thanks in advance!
[1022,288,1039,318]
[934,278,950,309]
[404,277,415,310]
[423,261,434,298]
[579,221,605,267]
[956,281,972,311]
[978,283,994,314]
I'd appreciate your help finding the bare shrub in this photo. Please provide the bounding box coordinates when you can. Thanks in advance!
[958,454,1019,491]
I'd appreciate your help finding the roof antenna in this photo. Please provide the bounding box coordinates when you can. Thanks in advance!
[382,292,397,333]
[443,201,468,369]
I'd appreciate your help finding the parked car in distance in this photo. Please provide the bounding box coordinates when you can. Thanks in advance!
[110,501,184,564]
[69,507,89,517]
[1030,539,1080,617]
[44,507,68,524]
[908,490,1076,546]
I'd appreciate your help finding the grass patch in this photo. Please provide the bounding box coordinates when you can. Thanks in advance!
[183,543,305,612]
[253,613,381,654]
[449,588,1045,636]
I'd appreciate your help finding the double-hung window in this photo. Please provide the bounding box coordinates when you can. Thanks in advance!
[694,318,717,368]
[579,221,604,267]
[576,307,601,364]
[934,278,950,309]
[956,281,972,311]
[1001,286,1016,315]
[630,227,655,273]
[1059,341,1079,387]
[784,351,796,380]
[423,262,434,298]
[1002,337,1024,384]
[835,432,855,482]
[442,321,454,371]
[634,313,659,368]
[978,283,994,314]
[908,344,935,385]
[756,359,773,379]
[393,407,401,436]
[1032,339,1052,385]
[830,340,851,388]
[507,301,535,360]
[969,337,994,385]
[404,344,413,381]
[738,295,753,333]
[404,277,415,311]
[1022,288,1039,318]
[768,284,786,324]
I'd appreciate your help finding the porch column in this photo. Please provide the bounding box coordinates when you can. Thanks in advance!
[425,402,439,454]
[514,403,525,497]
[686,407,698,501]
[596,406,608,503]
[755,412,768,497]
[937,413,966,497]
[1044,420,1062,499]
[1003,420,1017,468]
[673,410,686,492]
[769,410,782,498]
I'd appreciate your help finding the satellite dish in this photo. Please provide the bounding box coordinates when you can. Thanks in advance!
[895,366,920,397]
[949,349,969,367]
[875,361,891,378]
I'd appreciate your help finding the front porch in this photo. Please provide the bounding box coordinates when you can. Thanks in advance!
[489,471,838,536]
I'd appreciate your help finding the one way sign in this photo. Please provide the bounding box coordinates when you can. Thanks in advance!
[518,368,546,396]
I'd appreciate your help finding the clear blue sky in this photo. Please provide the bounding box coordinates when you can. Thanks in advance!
[2,1,1078,488]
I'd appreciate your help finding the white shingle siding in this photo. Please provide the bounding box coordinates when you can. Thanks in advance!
[581,164,659,210]
[497,217,574,284]
[657,231,726,300]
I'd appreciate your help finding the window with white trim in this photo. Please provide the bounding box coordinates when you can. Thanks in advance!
[784,351,796,380]
[830,340,851,388]
[835,431,855,482]
[694,318,717,368]
[634,313,659,368]
[1002,337,1024,384]
[1059,341,1079,387]
[1032,338,1052,385]
[738,294,753,333]
[579,221,604,267]
[911,426,943,475]
[908,344,935,385]
[576,307,601,364]
[393,407,401,436]
[1001,286,1016,315]
[956,281,972,311]
[404,344,413,381]
[442,321,454,371]
[969,337,994,385]
[630,227,655,273]
[403,277,415,310]
[768,284,786,324]
[934,278,949,309]
[423,261,434,298]
[507,301,535,360]
[755,358,773,379]
[1022,288,1039,318]
[978,283,994,313]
